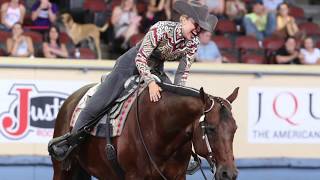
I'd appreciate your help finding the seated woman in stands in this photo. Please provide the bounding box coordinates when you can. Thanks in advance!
[275,36,300,64]
[110,0,141,50]
[275,2,300,38]
[42,25,69,58]
[0,0,26,31]
[299,37,320,64]
[6,23,34,57]
[31,0,58,28]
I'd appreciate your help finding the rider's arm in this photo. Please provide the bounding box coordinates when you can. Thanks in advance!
[174,38,199,86]
[135,22,165,85]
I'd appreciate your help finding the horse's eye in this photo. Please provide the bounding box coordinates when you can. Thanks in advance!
[206,127,215,134]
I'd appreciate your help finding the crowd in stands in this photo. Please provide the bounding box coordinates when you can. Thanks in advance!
[0,0,319,64]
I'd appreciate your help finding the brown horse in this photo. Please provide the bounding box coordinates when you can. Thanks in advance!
[51,83,239,180]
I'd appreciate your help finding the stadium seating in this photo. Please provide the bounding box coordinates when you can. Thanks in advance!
[73,48,97,59]
[129,33,144,47]
[298,22,320,36]
[263,37,285,63]
[242,54,265,64]
[212,36,238,62]
[235,35,262,62]
[215,19,237,35]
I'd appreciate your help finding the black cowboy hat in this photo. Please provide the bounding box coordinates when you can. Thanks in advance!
[173,0,218,33]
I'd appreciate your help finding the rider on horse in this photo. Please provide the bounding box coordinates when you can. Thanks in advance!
[49,0,218,162]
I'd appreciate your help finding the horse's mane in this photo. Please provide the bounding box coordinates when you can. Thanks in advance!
[158,82,200,98]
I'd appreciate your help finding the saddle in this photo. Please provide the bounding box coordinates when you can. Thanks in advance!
[70,75,150,138]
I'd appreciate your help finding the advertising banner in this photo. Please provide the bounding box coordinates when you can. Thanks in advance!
[0,80,87,143]
[248,87,320,144]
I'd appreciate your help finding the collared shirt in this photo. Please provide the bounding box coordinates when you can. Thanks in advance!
[196,41,221,62]
[135,21,200,86]
[245,13,268,31]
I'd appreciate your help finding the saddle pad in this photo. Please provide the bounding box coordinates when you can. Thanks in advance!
[70,76,148,137]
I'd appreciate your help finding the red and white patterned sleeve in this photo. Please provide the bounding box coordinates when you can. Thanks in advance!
[174,39,199,86]
[135,22,165,84]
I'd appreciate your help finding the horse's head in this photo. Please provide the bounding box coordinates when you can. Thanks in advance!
[192,87,239,180]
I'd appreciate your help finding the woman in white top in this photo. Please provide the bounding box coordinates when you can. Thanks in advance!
[299,37,320,64]
[0,0,26,30]
[111,0,141,47]
[6,23,34,57]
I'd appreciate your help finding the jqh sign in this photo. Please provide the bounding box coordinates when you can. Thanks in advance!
[248,87,320,144]
[0,80,86,143]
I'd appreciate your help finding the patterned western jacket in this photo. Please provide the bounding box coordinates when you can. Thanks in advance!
[135,21,200,86]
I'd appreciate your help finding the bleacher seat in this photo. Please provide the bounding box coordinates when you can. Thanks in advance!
[215,19,237,35]
[129,33,144,47]
[316,41,320,49]
[263,37,285,64]
[83,0,107,12]
[24,31,42,42]
[212,36,233,49]
[242,54,265,64]
[74,48,97,59]
[298,22,320,36]
[212,35,238,62]
[235,35,262,63]
[289,6,305,19]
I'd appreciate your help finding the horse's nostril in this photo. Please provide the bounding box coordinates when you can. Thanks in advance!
[222,170,229,178]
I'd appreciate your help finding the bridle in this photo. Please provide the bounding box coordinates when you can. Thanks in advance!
[198,97,217,176]
[197,97,231,178]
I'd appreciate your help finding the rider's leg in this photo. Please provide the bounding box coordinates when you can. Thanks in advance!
[48,46,140,161]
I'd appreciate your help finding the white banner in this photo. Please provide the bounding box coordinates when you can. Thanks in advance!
[0,80,88,143]
[248,87,320,144]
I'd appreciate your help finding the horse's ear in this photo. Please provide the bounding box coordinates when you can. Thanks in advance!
[199,87,206,103]
[226,87,239,104]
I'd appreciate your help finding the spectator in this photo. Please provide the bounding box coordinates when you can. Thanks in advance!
[199,0,225,18]
[141,0,168,33]
[42,25,69,58]
[6,23,34,57]
[275,36,300,64]
[243,0,276,41]
[263,0,283,12]
[225,0,247,25]
[299,37,320,64]
[196,31,225,63]
[31,0,58,27]
[0,0,26,31]
[110,0,141,50]
[275,2,299,38]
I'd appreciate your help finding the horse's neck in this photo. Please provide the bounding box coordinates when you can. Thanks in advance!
[150,94,203,156]
[159,94,203,134]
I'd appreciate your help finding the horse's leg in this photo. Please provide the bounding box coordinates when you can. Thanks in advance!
[163,142,192,180]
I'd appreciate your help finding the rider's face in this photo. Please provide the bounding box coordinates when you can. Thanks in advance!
[182,17,201,40]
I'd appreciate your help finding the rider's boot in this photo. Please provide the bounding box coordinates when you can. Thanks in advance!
[48,129,89,161]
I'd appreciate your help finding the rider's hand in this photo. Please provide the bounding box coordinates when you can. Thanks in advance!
[148,81,162,102]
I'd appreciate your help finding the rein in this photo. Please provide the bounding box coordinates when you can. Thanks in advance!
[135,78,168,180]
[198,97,218,179]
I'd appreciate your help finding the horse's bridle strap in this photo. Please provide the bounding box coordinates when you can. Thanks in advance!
[204,98,214,113]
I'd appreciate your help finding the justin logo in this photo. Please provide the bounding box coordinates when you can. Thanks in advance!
[0,84,68,140]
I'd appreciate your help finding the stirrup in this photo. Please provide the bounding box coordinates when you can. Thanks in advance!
[48,130,88,161]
